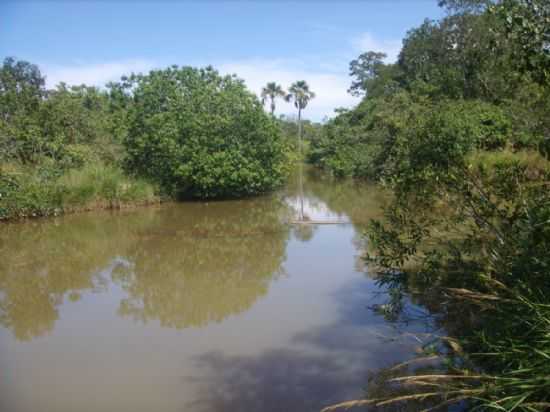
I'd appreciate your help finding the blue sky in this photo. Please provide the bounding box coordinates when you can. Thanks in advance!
[1,1,443,120]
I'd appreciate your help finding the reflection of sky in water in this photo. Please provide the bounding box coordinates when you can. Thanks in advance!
[0,175,438,412]
[286,195,349,222]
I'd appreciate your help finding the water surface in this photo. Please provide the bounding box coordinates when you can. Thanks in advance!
[0,169,435,412]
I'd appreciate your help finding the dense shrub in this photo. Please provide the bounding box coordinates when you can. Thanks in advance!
[124,66,290,198]
[0,166,63,219]
[311,97,512,180]
[0,57,160,220]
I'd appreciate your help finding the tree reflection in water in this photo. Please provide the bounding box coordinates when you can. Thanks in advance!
[113,197,291,328]
[0,196,291,339]
[0,210,154,340]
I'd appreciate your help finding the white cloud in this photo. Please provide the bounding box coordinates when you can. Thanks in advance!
[42,59,156,88]
[217,58,359,121]
[40,57,359,121]
[36,32,404,121]
[352,32,402,63]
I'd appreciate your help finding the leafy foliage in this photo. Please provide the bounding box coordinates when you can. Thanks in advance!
[1,58,295,218]
[348,51,389,97]
[0,58,156,219]
[261,82,286,115]
[124,66,289,199]
[312,1,550,411]
[310,0,549,180]
[491,0,550,84]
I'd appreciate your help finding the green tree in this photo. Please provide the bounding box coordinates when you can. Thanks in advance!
[260,82,286,116]
[312,2,550,407]
[438,0,494,13]
[348,51,388,97]
[491,0,550,84]
[0,57,46,163]
[124,65,289,198]
[285,80,315,157]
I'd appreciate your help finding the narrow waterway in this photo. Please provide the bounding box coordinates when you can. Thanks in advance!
[0,168,437,412]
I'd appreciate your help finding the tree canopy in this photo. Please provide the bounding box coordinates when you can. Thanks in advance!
[124,66,290,198]
[261,82,286,116]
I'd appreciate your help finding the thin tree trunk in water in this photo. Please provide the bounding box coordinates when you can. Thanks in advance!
[298,107,304,221]
[299,160,304,221]
[298,108,302,158]
[271,99,275,116]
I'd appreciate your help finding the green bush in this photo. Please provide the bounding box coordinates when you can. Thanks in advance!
[124,66,289,199]
[366,149,550,411]
[58,144,100,169]
[0,166,63,219]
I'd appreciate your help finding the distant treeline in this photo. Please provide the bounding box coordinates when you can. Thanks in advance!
[313,1,550,411]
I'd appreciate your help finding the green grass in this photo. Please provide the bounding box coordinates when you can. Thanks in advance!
[59,163,157,210]
[0,163,158,220]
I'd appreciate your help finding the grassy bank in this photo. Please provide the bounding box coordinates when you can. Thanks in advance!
[0,163,158,220]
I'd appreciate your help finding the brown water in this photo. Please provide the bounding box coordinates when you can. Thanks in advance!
[0,169,435,412]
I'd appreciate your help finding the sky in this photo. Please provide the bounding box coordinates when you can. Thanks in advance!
[0,1,443,121]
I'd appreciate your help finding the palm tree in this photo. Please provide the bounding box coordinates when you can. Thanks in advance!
[260,82,286,116]
[285,80,315,157]
[286,80,315,222]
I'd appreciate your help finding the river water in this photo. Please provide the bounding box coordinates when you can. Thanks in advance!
[0,168,437,412]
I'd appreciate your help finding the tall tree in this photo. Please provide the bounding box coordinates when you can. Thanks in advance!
[260,82,286,116]
[348,51,388,97]
[286,81,315,222]
[0,57,46,163]
[285,80,315,156]
[0,57,45,120]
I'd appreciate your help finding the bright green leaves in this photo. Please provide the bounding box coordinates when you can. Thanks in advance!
[491,0,550,85]
[124,66,289,199]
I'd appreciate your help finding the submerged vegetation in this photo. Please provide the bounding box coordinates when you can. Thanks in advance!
[311,0,550,410]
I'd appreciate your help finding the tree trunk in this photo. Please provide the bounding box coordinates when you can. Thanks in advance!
[298,107,304,221]
[297,107,302,157]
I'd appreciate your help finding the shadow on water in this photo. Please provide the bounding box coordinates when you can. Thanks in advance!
[183,277,441,412]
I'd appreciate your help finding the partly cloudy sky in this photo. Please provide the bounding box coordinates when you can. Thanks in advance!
[1,1,442,121]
